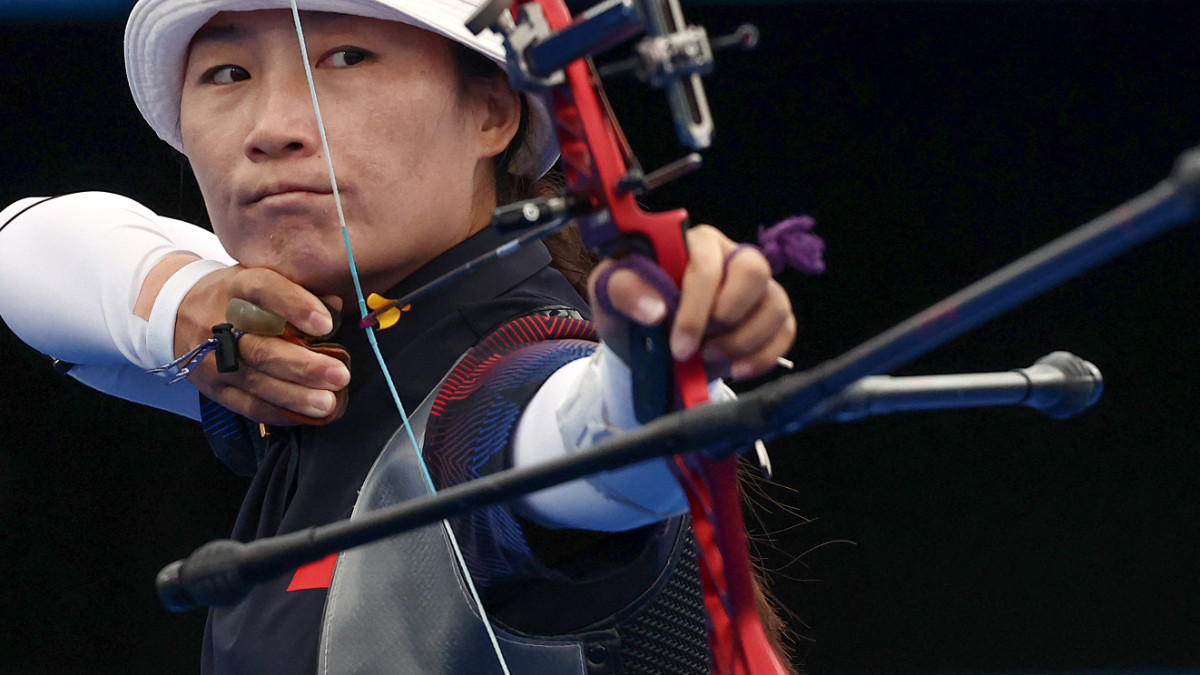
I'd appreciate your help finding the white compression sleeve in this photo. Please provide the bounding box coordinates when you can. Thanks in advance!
[511,345,733,532]
[0,192,234,418]
[66,364,209,420]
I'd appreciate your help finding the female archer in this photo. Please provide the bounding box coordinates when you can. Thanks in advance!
[0,0,798,672]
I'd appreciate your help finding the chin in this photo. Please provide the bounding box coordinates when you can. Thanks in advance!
[288,267,355,298]
[233,247,351,296]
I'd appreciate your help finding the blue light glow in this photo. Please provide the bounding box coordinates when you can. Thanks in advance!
[0,0,136,19]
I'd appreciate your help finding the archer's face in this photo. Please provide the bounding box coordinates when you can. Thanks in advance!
[179,10,513,302]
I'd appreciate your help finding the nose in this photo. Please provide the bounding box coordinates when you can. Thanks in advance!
[242,70,321,161]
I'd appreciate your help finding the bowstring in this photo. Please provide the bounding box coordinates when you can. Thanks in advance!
[287,6,511,672]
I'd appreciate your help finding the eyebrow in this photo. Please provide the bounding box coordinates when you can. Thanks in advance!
[191,22,238,46]
[191,11,351,46]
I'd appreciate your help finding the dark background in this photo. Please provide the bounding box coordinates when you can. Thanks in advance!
[2,1,1199,672]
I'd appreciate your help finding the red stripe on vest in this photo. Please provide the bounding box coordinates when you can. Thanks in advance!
[286,553,338,592]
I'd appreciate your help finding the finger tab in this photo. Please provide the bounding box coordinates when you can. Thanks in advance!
[227,298,287,336]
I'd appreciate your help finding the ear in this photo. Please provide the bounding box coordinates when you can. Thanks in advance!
[470,75,523,160]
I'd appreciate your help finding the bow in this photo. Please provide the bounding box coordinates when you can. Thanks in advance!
[464,1,790,672]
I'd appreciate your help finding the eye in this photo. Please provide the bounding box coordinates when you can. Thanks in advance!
[203,65,250,85]
[320,48,369,68]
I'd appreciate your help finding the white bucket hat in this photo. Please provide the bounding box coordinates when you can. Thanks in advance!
[124,0,557,177]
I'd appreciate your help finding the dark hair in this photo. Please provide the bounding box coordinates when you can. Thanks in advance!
[449,43,598,300]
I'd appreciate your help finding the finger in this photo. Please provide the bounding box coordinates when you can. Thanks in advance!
[710,246,773,328]
[728,314,797,380]
[671,225,725,361]
[597,266,669,326]
[189,352,342,424]
[204,381,308,427]
[237,333,350,391]
[231,267,335,338]
[321,294,344,314]
[236,369,341,419]
[183,356,306,427]
[702,283,795,376]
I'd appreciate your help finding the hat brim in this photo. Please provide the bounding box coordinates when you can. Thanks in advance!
[124,0,557,177]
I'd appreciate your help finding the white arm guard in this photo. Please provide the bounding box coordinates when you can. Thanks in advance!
[0,192,235,418]
[512,344,733,531]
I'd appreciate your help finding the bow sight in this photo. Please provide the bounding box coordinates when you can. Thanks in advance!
[468,0,725,149]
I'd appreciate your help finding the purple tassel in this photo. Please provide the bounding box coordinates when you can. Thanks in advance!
[756,215,825,275]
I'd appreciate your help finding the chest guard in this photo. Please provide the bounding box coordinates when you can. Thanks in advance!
[318,353,709,673]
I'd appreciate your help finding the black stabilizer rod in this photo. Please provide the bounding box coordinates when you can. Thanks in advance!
[816,351,1103,422]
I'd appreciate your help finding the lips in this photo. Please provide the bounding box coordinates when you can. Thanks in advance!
[244,182,335,205]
